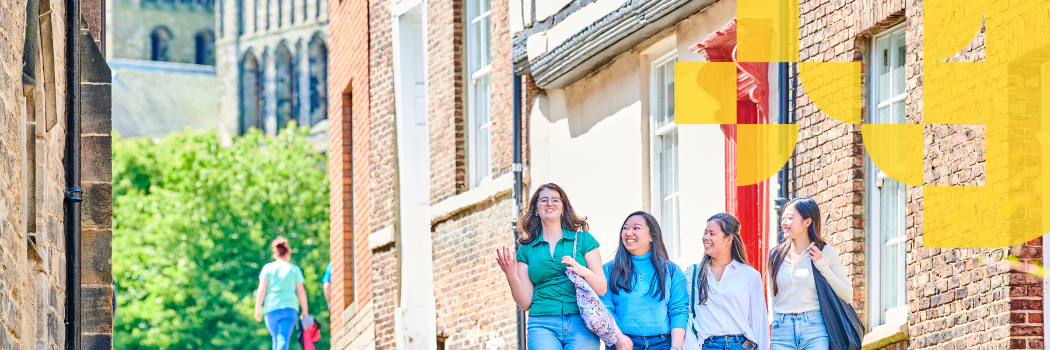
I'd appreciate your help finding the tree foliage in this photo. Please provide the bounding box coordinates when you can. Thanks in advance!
[113,127,331,349]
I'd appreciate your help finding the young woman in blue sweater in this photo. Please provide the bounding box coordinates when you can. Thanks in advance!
[600,211,688,350]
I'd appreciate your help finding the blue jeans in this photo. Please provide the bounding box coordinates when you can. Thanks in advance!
[702,334,754,350]
[627,333,671,350]
[526,314,600,350]
[265,308,298,350]
[771,310,829,350]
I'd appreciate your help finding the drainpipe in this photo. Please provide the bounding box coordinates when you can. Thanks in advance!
[511,73,527,350]
[774,62,789,244]
[63,0,83,348]
[790,63,797,199]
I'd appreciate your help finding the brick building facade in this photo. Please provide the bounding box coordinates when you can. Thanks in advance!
[2,0,114,348]
[329,0,1050,349]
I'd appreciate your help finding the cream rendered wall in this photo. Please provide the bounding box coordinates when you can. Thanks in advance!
[530,52,645,262]
[528,2,736,264]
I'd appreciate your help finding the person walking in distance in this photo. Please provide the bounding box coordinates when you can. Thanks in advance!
[496,183,607,350]
[255,237,310,350]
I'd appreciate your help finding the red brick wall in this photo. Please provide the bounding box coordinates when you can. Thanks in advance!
[328,0,372,331]
[796,0,1045,349]
[372,246,398,350]
[427,0,466,202]
[432,198,518,349]
[429,0,519,347]
[370,0,397,229]
[367,0,399,348]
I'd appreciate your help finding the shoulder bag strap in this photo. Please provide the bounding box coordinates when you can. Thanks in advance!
[690,263,700,338]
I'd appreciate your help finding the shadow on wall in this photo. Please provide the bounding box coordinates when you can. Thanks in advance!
[538,53,642,138]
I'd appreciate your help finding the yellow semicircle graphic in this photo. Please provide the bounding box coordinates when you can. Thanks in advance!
[861,124,923,186]
[924,0,985,62]
[798,62,861,125]
[737,124,800,186]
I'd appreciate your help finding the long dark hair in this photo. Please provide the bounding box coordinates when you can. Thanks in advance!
[695,213,748,305]
[608,211,672,299]
[516,183,589,245]
[767,197,826,296]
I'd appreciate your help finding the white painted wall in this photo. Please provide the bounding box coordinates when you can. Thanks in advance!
[527,6,735,265]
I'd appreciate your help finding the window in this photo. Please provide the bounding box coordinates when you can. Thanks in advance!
[308,36,328,126]
[150,27,172,61]
[340,88,356,308]
[241,52,263,133]
[867,23,907,327]
[275,44,295,128]
[466,0,492,188]
[651,54,680,259]
[195,31,215,65]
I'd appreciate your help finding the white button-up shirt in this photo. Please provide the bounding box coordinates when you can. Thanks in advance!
[770,242,853,314]
[683,260,770,350]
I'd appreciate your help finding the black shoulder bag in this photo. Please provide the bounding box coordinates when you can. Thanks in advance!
[811,261,865,350]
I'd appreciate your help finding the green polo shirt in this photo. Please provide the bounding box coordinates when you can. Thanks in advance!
[515,228,600,316]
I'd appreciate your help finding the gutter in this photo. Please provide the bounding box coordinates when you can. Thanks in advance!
[63,0,83,349]
[511,74,527,350]
[774,62,789,243]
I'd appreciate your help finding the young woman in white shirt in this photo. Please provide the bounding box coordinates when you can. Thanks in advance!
[683,213,769,350]
[767,197,853,350]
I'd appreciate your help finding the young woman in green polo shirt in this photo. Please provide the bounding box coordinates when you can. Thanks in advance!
[496,183,607,350]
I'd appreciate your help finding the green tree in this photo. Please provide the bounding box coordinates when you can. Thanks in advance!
[113,126,331,349]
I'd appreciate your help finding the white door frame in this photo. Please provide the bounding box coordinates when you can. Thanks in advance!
[393,3,436,350]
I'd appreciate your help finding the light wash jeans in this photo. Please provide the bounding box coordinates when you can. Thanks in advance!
[702,334,755,350]
[627,333,671,350]
[527,314,601,350]
[770,310,829,350]
[264,308,298,350]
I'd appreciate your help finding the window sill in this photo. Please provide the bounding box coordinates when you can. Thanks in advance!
[428,173,513,224]
[861,311,909,350]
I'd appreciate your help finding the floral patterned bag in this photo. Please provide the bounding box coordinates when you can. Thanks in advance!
[565,236,618,347]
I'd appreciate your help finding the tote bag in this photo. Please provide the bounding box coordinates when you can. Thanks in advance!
[565,236,618,347]
[811,261,865,350]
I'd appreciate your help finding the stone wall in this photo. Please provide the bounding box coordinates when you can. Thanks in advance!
[105,0,215,63]
[2,0,113,348]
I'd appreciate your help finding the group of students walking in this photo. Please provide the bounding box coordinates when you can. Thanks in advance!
[496,183,853,350]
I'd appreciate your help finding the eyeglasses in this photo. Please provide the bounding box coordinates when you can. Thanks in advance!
[538,197,562,205]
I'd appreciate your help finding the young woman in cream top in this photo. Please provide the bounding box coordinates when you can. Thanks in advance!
[767,197,852,350]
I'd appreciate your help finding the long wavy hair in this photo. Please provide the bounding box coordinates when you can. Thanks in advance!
[767,197,826,296]
[608,211,672,299]
[695,213,749,305]
[516,183,589,245]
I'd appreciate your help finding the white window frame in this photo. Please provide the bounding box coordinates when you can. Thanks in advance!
[466,0,492,188]
[867,22,908,328]
[649,52,680,260]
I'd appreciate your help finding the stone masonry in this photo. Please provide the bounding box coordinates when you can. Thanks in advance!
[2,0,113,349]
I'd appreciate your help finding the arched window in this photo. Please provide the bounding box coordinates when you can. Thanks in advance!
[150,27,173,61]
[275,44,296,129]
[307,36,327,126]
[195,31,215,65]
[242,52,263,134]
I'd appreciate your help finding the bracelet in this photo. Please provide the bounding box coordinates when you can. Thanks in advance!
[670,347,683,350]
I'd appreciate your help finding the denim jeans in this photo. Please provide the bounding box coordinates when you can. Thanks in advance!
[264,308,298,350]
[526,314,600,350]
[770,310,829,350]
[627,333,671,350]
[702,334,755,350]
